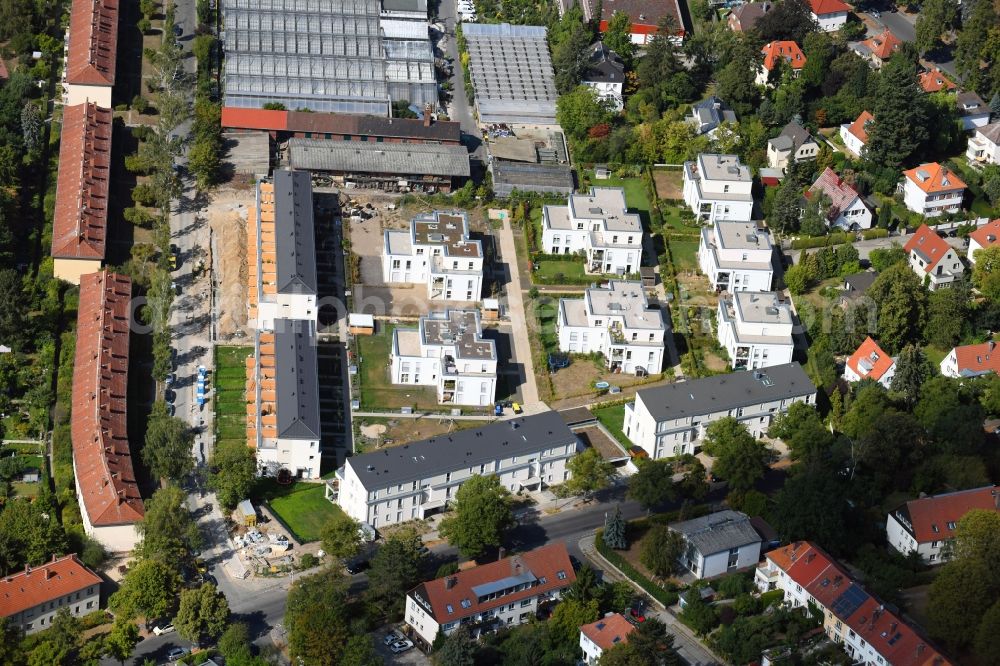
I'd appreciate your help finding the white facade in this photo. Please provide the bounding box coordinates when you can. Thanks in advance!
[63,83,112,108]
[623,363,816,458]
[541,187,643,275]
[698,220,774,292]
[383,212,484,302]
[828,195,872,230]
[717,292,794,370]
[73,459,140,553]
[766,123,819,171]
[811,9,848,31]
[967,123,1000,166]
[885,512,948,564]
[557,281,667,375]
[839,124,866,157]
[673,511,762,580]
[0,557,102,635]
[584,78,623,112]
[901,167,966,218]
[809,168,873,231]
[905,225,964,291]
[885,487,1000,565]
[682,154,755,223]
[391,310,497,406]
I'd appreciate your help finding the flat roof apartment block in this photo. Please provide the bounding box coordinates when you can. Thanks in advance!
[683,154,754,223]
[717,291,794,370]
[698,220,774,293]
[391,310,497,407]
[624,362,816,458]
[558,281,668,375]
[541,187,643,275]
[335,411,580,527]
[383,211,484,302]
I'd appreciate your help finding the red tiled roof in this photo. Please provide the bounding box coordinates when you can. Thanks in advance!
[846,110,874,144]
[949,341,1000,376]
[221,107,289,132]
[894,486,999,544]
[589,0,685,35]
[51,103,112,260]
[409,543,575,622]
[904,224,953,272]
[65,0,118,86]
[0,555,102,618]
[809,0,850,14]
[846,336,894,382]
[968,218,1000,251]
[918,68,956,93]
[72,270,144,528]
[761,41,806,72]
[903,163,966,194]
[809,167,863,222]
[581,613,635,651]
[766,542,952,666]
[863,30,902,60]
[220,107,463,143]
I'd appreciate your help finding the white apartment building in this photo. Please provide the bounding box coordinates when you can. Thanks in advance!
[391,309,497,406]
[698,220,774,292]
[682,154,755,223]
[967,122,1000,166]
[252,171,318,330]
[383,211,484,302]
[904,224,963,291]
[0,555,103,634]
[623,362,817,458]
[900,163,966,217]
[672,510,762,579]
[541,187,643,275]
[333,411,580,528]
[717,291,794,370]
[886,486,1000,564]
[557,281,668,376]
[580,614,635,664]
[405,543,576,647]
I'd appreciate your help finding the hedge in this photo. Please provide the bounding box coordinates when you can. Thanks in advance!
[595,528,680,607]
[861,228,889,240]
[790,232,855,250]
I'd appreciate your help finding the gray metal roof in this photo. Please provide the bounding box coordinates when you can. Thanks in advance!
[346,411,578,490]
[635,363,816,422]
[274,319,321,440]
[288,139,470,177]
[671,510,760,556]
[273,169,317,296]
[491,160,574,196]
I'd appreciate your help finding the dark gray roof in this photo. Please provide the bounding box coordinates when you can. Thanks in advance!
[671,510,761,556]
[730,1,770,27]
[842,271,878,297]
[382,0,426,12]
[491,160,574,196]
[273,169,317,296]
[274,319,321,440]
[347,411,578,490]
[769,120,814,152]
[691,96,737,134]
[584,41,625,84]
[288,139,471,177]
[635,363,816,422]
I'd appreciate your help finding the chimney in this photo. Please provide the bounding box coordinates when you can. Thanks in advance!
[445,576,457,589]
[498,547,506,561]
[423,104,433,127]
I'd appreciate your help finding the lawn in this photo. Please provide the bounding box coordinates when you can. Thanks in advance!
[214,346,252,450]
[356,324,440,411]
[533,259,588,283]
[658,202,700,235]
[255,479,345,543]
[591,403,630,448]
[669,239,700,271]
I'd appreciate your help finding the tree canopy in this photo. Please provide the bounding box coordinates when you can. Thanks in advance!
[439,474,514,558]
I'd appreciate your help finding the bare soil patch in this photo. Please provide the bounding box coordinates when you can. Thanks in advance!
[577,426,627,460]
[208,187,253,338]
[653,169,684,200]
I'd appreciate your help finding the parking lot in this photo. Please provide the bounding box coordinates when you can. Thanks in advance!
[374,628,430,665]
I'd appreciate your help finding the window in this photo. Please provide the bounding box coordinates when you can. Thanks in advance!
[520,599,532,607]
[392,259,401,269]
[947,521,956,530]
[460,599,472,609]
[556,570,567,580]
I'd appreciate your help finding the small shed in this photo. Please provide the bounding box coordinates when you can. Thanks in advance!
[348,313,375,336]
[18,468,40,484]
[237,499,257,527]
[482,298,500,321]
[595,165,611,180]
[639,267,656,288]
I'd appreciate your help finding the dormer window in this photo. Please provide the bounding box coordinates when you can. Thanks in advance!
[932,524,940,533]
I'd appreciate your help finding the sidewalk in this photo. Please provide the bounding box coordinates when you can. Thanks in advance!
[580,534,725,666]
[496,219,540,406]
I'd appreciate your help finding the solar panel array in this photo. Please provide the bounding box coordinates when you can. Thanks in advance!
[830,584,870,620]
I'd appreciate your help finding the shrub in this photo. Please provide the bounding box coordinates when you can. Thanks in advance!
[595,529,679,607]
[790,232,854,249]
[861,228,889,241]
[298,553,319,570]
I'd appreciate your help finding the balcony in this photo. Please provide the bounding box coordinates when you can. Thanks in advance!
[608,324,625,344]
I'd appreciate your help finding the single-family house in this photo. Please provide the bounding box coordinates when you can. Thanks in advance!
[807,167,873,230]
[580,614,636,664]
[844,337,895,388]
[904,223,963,290]
[0,555,103,634]
[756,41,807,86]
[582,0,686,45]
[727,1,770,32]
[956,91,991,131]
[853,29,901,69]
[940,340,1000,377]
[623,362,816,458]
[839,271,878,306]
[900,163,966,218]
[919,67,957,93]
[809,0,850,31]
[682,154,755,222]
[582,42,625,112]
[557,281,668,376]
[698,220,775,292]
[405,543,576,646]
[886,486,1000,564]
[766,120,819,171]
[839,110,873,158]
[967,122,1000,166]
[689,96,737,136]
[671,510,763,579]
[717,291,795,370]
[967,218,1000,264]
[541,187,643,275]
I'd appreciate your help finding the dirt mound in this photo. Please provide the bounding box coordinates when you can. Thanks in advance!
[210,201,249,339]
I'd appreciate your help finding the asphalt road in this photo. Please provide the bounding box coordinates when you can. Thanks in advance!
[869,8,958,78]
[435,0,485,164]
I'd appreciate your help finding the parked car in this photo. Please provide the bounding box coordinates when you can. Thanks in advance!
[152,624,174,636]
[390,639,414,654]
[167,646,189,661]
[383,630,404,646]
[173,24,183,37]
[512,402,523,414]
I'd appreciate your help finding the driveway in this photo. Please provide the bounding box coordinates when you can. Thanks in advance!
[495,219,540,406]
[435,0,484,161]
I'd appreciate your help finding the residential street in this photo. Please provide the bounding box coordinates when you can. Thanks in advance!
[865,8,959,78]
[435,0,484,163]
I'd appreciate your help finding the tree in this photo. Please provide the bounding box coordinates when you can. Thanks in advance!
[701,418,771,494]
[433,627,477,666]
[102,619,140,665]
[627,459,675,509]
[567,564,603,604]
[108,559,178,628]
[867,263,927,352]
[783,264,809,295]
[865,55,928,171]
[890,344,933,406]
[341,635,382,666]
[603,11,635,64]
[756,0,817,43]
[601,618,680,666]
[548,599,600,650]
[914,0,957,54]
[217,623,255,665]
[679,589,718,635]
[768,403,834,461]
[675,456,709,502]
[320,512,363,562]
[366,529,424,617]
[975,599,1000,665]
[973,245,1000,301]
[914,376,985,455]
[952,509,1000,569]
[772,463,854,554]
[604,505,628,550]
[928,557,999,649]
[175,583,230,646]
[285,568,352,666]
[0,617,24,666]
[924,281,968,349]
[551,9,592,94]
[142,404,194,483]
[640,525,684,578]
[209,439,258,510]
[799,192,830,237]
[566,448,616,497]
[769,176,803,234]
[439,475,514,558]
[556,85,612,140]
[869,245,907,272]
[136,485,201,563]
[0,270,26,351]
